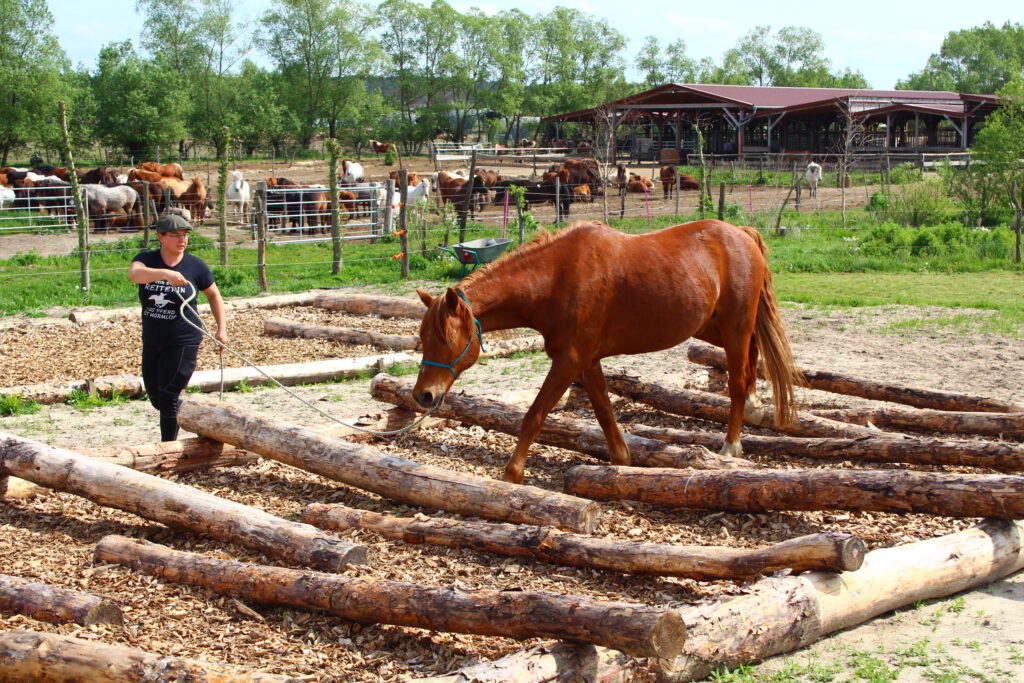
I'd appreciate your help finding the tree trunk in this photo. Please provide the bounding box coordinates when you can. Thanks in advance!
[370,374,752,470]
[177,396,602,533]
[0,630,291,682]
[187,353,415,393]
[687,342,1023,413]
[563,465,1024,518]
[264,316,421,350]
[94,535,686,660]
[303,503,866,579]
[627,422,1024,472]
[427,519,1024,682]
[604,373,882,439]
[0,574,123,626]
[810,406,1024,440]
[0,430,366,572]
[77,436,256,474]
[312,291,425,319]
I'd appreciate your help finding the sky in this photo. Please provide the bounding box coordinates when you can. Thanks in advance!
[51,0,1021,91]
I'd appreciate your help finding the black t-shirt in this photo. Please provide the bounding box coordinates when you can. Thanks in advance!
[132,250,215,346]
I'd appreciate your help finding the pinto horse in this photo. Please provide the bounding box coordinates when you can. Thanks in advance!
[413,219,800,484]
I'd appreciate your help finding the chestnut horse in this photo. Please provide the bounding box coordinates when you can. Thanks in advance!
[413,219,800,484]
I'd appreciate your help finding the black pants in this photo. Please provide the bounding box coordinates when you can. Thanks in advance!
[142,343,199,442]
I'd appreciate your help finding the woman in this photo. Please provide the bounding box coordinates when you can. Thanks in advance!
[128,214,227,441]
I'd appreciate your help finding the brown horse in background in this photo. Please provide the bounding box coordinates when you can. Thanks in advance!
[413,219,801,484]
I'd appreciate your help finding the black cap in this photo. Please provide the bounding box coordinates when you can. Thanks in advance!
[155,214,193,234]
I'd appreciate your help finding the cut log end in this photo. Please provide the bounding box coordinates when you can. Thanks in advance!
[835,535,868,572]
[649,609,687,660]
[82,599,125,627]
[314,541,369,571]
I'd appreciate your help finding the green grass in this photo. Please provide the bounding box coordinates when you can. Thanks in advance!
[64,388,131,411]
[0,393,42,417]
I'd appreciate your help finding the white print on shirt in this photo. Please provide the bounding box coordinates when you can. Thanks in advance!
[143,282,191,321]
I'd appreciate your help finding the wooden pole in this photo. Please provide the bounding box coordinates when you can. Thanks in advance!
[627,421,1024,472]
[327,138,342,274]
[303,504,866,579]
[57,101,89,291]
[255,181,268,292]
[687,342,1023,413]
[217,126,229,265]
[564,465,1024,518]
[370,374,752,470]
[264,316,420,350]
[94,535,686,659]
[0,430,367,571]
[0,574,123,626]
[76,436,257,474]
[0,630,292,682]
[458,150,478,242]
[604,373,882,439]
[176,396,602,533]
[312,291,424,318]
[399,169,409,277]
[810,405,1024,440]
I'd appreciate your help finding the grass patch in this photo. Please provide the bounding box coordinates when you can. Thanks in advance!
[0,393,42,417]
[65,388,131,411]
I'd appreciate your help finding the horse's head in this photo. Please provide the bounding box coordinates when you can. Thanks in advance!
[412,287,483,410]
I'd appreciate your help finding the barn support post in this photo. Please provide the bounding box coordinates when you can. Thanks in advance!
[326,138,343,275]
[255,181,269,292]
[57,101,89,292]
[399,170,409,278]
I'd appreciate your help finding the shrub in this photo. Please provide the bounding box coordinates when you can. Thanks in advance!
[383,146,397,166]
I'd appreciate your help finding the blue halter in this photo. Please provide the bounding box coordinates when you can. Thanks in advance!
[420,290,485,378]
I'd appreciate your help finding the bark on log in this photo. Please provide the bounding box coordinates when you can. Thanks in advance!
[0,374,145,405]
[810,406,1024,440]
[605,373,884,439]
[687,342,1023,413]
[77,436,256,474]
[0,430,367,571]
[627,423,1024,472]
[0,630,294,682]
[564,465,1024,518]
[264,316,421,350]
[68,291,321,325]
[177,396,602,533]
[424,519,1024,682]
[313,291,425,318]
[94,535,687,659]
[303,503,866,578]
[0,574,123,626]
[187,353,415,392]
[370,374,752,470]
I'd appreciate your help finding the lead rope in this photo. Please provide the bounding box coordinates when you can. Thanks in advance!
[172,284,436,436]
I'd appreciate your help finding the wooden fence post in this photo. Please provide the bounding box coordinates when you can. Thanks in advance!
[57,101,89,292]
[674,175,681,216]
[718,182,726,221]
[399,170,409,278]
[458,150,478,243]
[255,181,268,293]
[141,181,151,245]
[216,127,229,267]
[326,138,342,275]
[382,179,395,236]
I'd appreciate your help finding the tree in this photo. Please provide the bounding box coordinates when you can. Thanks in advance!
[972,75,1024,261]
[898,22,1024,94]
[0,0,70,165]
[231,61,296,155]
[91,41,189,159]
[637,37,697,87]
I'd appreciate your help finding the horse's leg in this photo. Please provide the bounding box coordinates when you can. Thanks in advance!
[578,360,630,466]
[504,357,582,484]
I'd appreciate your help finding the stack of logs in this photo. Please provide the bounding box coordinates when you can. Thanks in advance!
[4,295,1024,681]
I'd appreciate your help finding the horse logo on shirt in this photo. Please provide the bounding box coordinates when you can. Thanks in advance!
[149,292,171,308]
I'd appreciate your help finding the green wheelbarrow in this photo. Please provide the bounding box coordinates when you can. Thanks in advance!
[440,238,513,277]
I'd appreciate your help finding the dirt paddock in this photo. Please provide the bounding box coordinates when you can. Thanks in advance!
[1,287,1023,681]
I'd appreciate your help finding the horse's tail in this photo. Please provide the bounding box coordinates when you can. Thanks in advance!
[740,226,802,425]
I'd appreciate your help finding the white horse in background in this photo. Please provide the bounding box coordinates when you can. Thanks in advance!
[341,159,365,184]
[805,161,823,198]
[226,170,251,223]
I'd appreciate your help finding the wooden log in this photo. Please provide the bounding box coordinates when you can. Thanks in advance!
[428,519,1024,682]
[187,353,415,392]
[312,291,425,318]
[627,422,1024,472]
[0,630,294,682]
[0,476,46,500]
[264,316,420,350]
[177,395,602,533]
[604,373,883,439]
[0,430,367,571]
[68,291,321,325]
[370,374,753,470]
[303,503,866,578]
[563,465,1024,518]
[0,574,123,626]
[0,373,145,406]
[687,342,1023,413]
[77,436,256,474]
[811,405,1024,440]
[94,534,687,659]
[476,335,546,360]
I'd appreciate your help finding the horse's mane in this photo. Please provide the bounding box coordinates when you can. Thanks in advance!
[461,222,600,287]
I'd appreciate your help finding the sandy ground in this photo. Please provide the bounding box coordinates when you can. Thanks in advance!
[1,285,1023,680]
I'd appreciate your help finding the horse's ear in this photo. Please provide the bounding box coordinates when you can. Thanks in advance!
[415,288,434,308]
[443,288,461,312]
